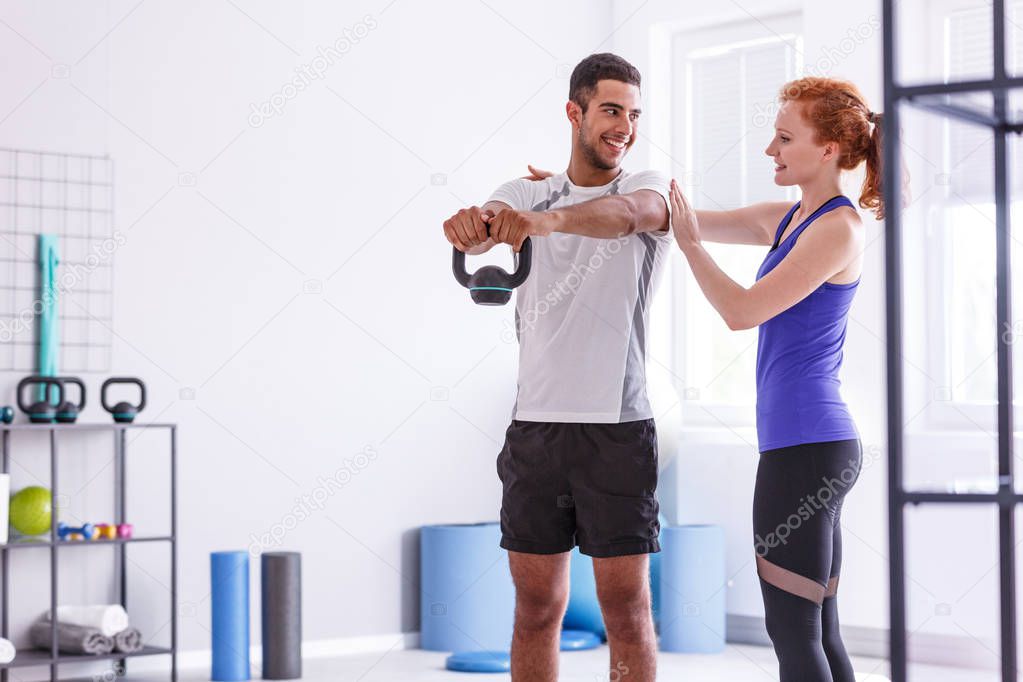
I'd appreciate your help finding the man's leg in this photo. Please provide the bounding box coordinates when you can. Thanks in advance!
[507,550,571,682]
[593,554,656,682]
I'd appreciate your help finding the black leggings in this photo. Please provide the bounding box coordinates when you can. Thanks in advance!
[752,439,862,682]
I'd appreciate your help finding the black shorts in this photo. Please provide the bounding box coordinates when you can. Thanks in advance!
[496,418,660,558]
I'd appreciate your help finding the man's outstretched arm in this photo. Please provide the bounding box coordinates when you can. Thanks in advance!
[487,189,668,251]
[550,189,668,238]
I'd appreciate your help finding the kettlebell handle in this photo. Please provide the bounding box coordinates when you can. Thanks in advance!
[101,377,146,413]
[16,376,65,413]
[451,237,533,290]
[60,376,86,409]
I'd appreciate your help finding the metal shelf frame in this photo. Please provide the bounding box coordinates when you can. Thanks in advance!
[0,423,177,682]
[883,0,1021,680]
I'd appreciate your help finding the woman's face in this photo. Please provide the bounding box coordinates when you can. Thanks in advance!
[764,100,836,186]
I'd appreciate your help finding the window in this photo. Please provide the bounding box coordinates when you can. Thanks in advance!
[669,16,801,425]
[917,1,1023,429]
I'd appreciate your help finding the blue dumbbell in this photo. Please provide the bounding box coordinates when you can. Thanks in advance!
[57,522,95,541]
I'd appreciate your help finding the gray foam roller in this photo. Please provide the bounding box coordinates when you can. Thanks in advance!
[261,551,302,679]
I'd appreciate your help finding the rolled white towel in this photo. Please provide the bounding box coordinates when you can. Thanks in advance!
[48,605,129,638]
[0,637,14,664]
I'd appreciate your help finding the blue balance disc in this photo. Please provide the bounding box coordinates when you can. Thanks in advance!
[560,629,601,651]
[445,651,511,673]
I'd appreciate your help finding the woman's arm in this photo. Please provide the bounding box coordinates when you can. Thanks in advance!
[694,203,792,246]
[670,181,860,330]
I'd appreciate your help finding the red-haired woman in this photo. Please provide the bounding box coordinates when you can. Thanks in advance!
[671,77,881,681]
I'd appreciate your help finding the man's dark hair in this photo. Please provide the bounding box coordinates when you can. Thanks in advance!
[569,53,641,113]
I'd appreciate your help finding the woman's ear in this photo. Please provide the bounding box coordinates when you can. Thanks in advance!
[822,141,838,162]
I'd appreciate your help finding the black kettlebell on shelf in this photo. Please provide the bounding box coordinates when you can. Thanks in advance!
[16,376,66,424]
[55,376,86,424]
[101,377,146,423]
[452,233,532,306]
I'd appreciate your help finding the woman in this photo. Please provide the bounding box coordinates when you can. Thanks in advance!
[671,77,880,681]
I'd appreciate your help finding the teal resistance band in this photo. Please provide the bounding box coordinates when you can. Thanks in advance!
[37,234,60,403]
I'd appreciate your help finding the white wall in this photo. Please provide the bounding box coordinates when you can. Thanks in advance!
[0,0,611,671]
[0,0,1007,673]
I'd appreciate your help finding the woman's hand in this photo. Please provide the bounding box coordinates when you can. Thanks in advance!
[521,165,553,181]
[669,179,701,251]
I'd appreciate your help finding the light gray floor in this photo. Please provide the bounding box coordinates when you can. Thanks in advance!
[96,644,997,681]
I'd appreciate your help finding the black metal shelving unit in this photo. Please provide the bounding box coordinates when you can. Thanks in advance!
[0,423,177,682]
[883,0,1023,680]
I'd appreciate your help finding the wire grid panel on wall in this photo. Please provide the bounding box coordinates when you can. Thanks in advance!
[0,148,115,373]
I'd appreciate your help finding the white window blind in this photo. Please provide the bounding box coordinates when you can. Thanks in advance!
[675,28,800,412]
[689,40,799,209]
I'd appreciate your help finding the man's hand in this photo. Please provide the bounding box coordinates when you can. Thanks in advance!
[521,164,554,181]
[443,206,496,252]
[487,209,556,252]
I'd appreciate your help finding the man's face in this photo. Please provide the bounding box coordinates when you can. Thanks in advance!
[573,79,641,171]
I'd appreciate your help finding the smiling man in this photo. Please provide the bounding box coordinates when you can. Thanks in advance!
[442,53,672,682]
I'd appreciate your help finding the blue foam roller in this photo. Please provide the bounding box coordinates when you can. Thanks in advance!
[445,650,511,673]
[659,525,726,653]
[421,523,514,652]
[211,551,251,681]
[560,629,601,651]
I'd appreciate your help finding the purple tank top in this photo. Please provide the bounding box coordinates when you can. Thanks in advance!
[754,195,860,452]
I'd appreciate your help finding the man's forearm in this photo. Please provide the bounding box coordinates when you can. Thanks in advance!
[547,193,667,239]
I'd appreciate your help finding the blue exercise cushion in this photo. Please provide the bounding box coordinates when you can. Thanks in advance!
[660,524,726,653]
[420,523,514,652]
[445,650,511,673]
[560,629,601,651]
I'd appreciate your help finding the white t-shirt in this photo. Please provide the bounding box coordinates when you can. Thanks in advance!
[487,169,674,423]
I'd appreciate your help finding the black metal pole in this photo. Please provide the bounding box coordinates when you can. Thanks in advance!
[1,429,8,682]
[49,428,57,682]
[882,1,907,680]
[991,3,1016,680]
[170,425,178,682]
[117,427,127,676]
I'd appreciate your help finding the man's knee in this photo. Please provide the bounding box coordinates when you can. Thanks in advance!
[600,588,652,643]
[514,585,568,633]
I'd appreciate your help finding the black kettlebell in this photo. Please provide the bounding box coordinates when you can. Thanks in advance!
[55,376,86,424]
[16,376,66,424]
[452,235,532,306]
[101,377,146,423]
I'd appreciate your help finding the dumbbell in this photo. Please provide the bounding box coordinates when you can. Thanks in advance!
[57,522,96,541]
[93,523,132,540]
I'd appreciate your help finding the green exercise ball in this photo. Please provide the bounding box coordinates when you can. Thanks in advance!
[10,486,52,536]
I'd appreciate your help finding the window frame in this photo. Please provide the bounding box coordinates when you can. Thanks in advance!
[668,13,802,428]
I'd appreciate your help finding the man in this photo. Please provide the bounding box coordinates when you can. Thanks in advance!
[443,53,672,682]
